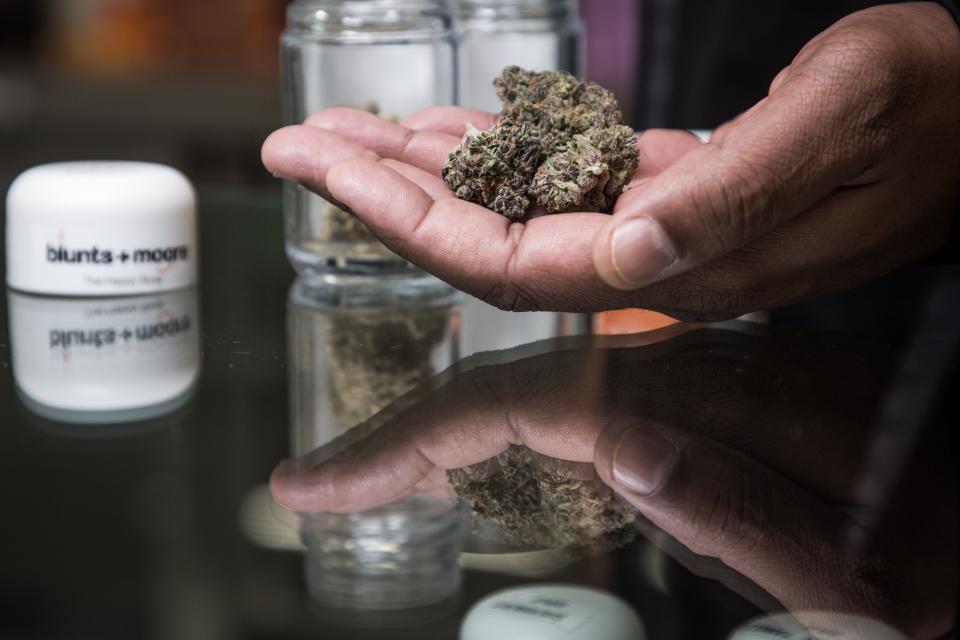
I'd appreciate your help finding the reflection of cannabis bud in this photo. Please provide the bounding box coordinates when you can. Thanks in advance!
[449,446,637,553]
[326,308,448,426]
[442,66,638,219]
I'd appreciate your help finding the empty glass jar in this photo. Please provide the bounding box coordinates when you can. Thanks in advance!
[281,0,457,280]
[455,0,583,110]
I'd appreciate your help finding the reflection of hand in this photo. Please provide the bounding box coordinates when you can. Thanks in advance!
[263,4,959,319]
[271,326,956,638]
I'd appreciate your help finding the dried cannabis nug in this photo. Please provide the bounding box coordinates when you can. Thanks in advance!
[442,66,639,219]
[448,446,637,553]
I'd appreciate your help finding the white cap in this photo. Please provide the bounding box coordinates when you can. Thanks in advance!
[7,288,200,426]
[5,161,198,296]
[460,584,645,640]
[729,612,907,640]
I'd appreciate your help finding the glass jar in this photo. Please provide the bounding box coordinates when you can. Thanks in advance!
[451,0,585,351]
[281,0,457,280]
[287,275,461,452]
[455,0,583,110]
[285,275,464,619]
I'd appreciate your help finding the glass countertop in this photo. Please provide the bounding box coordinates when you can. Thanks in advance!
[0,188,956,640]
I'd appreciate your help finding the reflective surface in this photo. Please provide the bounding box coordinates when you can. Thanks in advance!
[1,191,957,639]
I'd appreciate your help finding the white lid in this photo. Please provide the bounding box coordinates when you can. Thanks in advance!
[7,288,200,425]
[729,612,907,640]
[5,161,198,296]
[460,584,645,640]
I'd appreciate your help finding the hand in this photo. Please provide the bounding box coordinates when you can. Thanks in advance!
[270,325,957,638]
[263,3,959,319]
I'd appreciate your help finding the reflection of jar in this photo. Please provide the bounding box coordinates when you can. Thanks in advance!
[455,0,583,111]
[286,276,464,620]
[287,276,460,452]
[7,288,200,428]
[281,0,457,280]
[451,0,587,350]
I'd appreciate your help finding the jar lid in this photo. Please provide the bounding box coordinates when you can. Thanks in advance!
[5,161,198,296]
[285,0,455,40]
[460,584,645,639]
[730,612,907,640]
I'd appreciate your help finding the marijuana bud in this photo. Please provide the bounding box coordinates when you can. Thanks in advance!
[448,446,637,553]
[442,66,639,219]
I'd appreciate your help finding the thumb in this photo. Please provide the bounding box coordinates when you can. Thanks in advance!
[592,39,899,290]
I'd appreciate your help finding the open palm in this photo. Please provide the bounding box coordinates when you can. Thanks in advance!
[263,106,710,314]
[262,4,959,319]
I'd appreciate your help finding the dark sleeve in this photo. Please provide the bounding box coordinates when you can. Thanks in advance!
[934,0,960,25]
[933,0,960,264]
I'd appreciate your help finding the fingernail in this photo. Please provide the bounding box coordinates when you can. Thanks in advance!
[611,217,678,287]
[613,427,678,496]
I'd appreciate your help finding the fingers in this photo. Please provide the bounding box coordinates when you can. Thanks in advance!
[305,107,460,175]
[261,125,379,199]
[402,106,498,137]
[261,119,630,311]
[592,40,904,291]
[270,347,610,513]
[626,129,703,185]
[325,157,623,311]
[611,129,704,214]
[381,159,453,200]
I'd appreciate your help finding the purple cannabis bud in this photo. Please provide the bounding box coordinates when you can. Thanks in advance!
[442,66,639,219]
[448,446,638,553]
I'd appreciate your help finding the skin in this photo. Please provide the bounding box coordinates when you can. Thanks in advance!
[262,3,960,320]
[271,327,956,638]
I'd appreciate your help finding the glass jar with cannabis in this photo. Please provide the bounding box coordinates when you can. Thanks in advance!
[281,0,457,280]
[285,277,463,617]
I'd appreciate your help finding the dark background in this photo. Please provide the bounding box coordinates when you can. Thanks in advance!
[0,2,956,637]
[0,0,884,194]
[0,3,767,637]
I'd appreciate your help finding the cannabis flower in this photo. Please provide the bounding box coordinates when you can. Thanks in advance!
[449,446,637,553]
[442,66,639,219]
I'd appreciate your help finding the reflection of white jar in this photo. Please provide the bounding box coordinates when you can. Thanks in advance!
[729,612,907,640]
[7,288,200,425]
[461,584,645,640]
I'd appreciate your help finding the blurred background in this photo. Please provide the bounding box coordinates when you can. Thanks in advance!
[0,3,955,639]
[0,0,640,197]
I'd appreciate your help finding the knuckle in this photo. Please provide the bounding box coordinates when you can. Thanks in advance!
[648,268,753,320]
[807,33,918,151]
[686,464,770,558]
[841,555,923,634]
[463,366,507,402]
[304,106,351,128]
[474,223,542,312]
[476,281,539,312]
[694,147,777,257]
